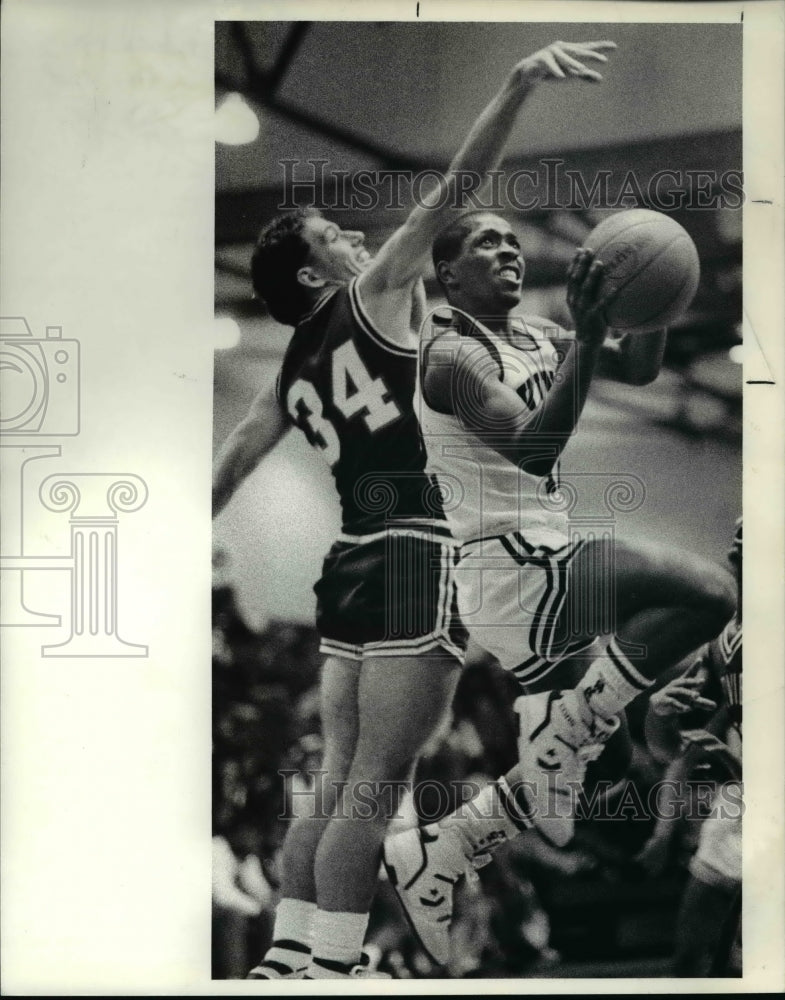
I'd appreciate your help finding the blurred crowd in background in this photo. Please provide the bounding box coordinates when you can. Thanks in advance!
[212,573,734,980]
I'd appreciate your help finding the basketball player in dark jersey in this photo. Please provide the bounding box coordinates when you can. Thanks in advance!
[382,212,736,966]
[640,518,742,976]
[212,41,619,980]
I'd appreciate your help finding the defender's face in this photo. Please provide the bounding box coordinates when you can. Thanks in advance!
[448,214,525,312]
[302,215,371,282]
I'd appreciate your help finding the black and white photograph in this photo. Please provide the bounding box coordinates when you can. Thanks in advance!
[211,14,765,984]
[2,1,784,994]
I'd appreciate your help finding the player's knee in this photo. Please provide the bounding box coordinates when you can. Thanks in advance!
[321,746,355,785]
[351,746,416,786]
[344,761,412,823]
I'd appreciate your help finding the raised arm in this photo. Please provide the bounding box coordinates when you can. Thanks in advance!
[212,383,290,517]
[361,40,617,296]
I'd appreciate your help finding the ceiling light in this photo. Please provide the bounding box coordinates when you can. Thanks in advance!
[215,93,259,146]
[214,316,241,350]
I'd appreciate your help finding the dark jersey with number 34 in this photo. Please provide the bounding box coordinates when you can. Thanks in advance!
[276,278,446,535]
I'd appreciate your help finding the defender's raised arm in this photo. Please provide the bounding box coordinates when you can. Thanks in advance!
[361,41,617,295]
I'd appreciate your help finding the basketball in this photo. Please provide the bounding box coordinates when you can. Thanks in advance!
[585,209,701,332]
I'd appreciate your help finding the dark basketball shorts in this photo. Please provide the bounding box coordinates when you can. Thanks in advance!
[314,525,468,663]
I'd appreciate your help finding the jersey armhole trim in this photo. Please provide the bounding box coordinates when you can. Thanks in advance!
[510,317,552,352]
[463,327,504,378]
[350,277,417,358]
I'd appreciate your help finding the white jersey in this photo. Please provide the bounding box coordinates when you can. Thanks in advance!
[414,313,570,544]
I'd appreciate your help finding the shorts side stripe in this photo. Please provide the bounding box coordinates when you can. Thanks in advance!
[323,634,464,662]
[539,552,571,661]
[338,523,455,545]
[320,638,363,661]
[435,541,451,637]
[532,540,585,661]
[362,633,464,658]
[499,534,533,566]
[514,530,572,557]
[512,653,550,681]
[529,558,559,658]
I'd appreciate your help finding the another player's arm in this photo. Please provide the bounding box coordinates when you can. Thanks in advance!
[540,323,667,387]
[360,41,617,299]
[212,383,290,517]
[600,327,668,385]
[644,657,718,765]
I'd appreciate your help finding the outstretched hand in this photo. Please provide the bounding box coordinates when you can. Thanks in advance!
[649,671,717,717]
[513,40,617,87]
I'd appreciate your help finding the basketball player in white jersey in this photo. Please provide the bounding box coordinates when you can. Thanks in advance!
[382,211,736,965]
[213,43,619,979]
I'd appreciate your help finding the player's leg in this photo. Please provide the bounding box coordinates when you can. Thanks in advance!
[248,654,360,979]
[383,534,733,957]
[673,787,742,976]
[563,535,735,719]
[308,650,460,977]
[512,535,734,842]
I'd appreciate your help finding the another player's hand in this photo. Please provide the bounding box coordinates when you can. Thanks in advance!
[512,40,617,88]
[679,728,742,779]
[649,673,717,717]
[567,249,616,347]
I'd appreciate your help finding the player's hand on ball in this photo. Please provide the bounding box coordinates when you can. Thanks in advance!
[567,248,616,347]
[513,40,617,87]
[649,674,717,717]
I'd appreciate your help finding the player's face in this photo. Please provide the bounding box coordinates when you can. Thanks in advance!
[302,215,371,282]
[449,215,525,313]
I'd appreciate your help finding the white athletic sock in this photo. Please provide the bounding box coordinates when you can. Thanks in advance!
[436,781,524,873]
[271,897,316,949]
[577,637,652,720]
[252,898,315,973]
[309,909,369,972]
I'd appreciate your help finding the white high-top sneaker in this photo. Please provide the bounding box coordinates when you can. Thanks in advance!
[383,824,483,966]
[514,689,618,848]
